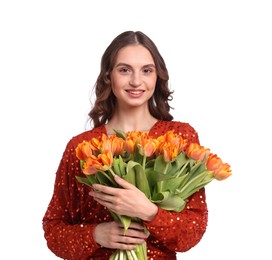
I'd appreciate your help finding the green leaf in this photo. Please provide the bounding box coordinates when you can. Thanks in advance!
[113,129,127,139]
[80,160,85,169]
[185,174,214,197]
[175,161,190,177]
[110,211,131,234]
[75,176,93,187]
[158,175,188,192]
[124,163,136,186]
[152,191,186,212]
[135,168,151,199]
[145,159,154,168]
[86,174,98,185]
[119,215,132,234]
[135,242,148,260]
[182,177,214,199]
[127,161,151,198]
[168,152,189,176]
[177,170,209,199]
[118,155,126,177]
[144,167,157,189]
[154,155,171,174]
[113,156,127,178]
[179,160,206,184]
[112,158,121,176]
[189,161,207,179]
[96,171,117,187]
[133,146,144,165]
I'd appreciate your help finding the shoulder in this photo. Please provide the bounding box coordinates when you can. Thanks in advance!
[152,120,200,144]
[66,125,106,150]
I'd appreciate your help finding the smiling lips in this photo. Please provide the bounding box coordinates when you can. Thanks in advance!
[126,90,145,96]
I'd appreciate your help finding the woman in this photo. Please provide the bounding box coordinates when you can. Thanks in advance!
[43,31,208,260]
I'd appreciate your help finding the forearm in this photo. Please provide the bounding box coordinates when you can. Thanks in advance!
[43,219,100,259]
[137,201,158,222]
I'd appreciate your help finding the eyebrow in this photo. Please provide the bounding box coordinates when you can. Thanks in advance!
[115,62,156,68]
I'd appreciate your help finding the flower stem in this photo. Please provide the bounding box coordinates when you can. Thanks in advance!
[157,162,170,192]
[109,168,116,177]
[142,155,146,171]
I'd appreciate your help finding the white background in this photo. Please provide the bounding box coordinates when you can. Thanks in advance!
[1,0,271,259]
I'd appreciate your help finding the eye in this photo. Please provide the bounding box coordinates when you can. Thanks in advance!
[119,67,130,73]
[143,68,153,73]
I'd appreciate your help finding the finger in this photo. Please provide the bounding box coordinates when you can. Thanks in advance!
[114,175,137,190]
[89,191,115,205]
[125,228,148,239]
[116,235,146,245]
[92,184,118,195]
[92,197,113,209]
[127,222,145,230]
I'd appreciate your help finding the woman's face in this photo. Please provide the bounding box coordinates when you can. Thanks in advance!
[110,44,157,110]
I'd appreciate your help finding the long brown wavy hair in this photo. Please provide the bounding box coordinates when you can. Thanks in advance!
[88,31,174,128]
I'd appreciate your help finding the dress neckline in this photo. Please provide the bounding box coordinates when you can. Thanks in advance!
[101,120,161,136]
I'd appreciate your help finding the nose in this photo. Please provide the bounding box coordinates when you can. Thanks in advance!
[129,72,142,87]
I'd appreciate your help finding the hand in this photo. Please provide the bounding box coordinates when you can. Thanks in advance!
[93,221,148,250]
[89,175,158,221]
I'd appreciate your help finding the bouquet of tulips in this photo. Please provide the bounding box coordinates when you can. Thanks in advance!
[75,130,232,260]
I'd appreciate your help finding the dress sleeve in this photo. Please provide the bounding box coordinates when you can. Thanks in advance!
[42,138,101,259]
[144,121,208,252]
[144,188,208,252]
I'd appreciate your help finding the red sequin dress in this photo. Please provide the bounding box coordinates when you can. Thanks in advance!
[43,120,208,260]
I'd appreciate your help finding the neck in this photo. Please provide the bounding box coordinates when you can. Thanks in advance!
[106,107,158,135]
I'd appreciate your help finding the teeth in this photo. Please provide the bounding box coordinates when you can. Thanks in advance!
[127,90,143,94]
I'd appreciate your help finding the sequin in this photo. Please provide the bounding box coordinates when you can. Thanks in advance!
[42,120,208,259]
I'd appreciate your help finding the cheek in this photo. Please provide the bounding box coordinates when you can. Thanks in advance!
[109,76,117,92]
[110,79,122,98]
[147,78,157,92]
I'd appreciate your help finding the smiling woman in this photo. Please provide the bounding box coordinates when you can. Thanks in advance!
[108,44,158,131]
[42,31,208,260]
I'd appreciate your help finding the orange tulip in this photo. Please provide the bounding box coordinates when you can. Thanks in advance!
[82,155,102,175]
[124,131,141,154]
[81,150,114,175]
[206,154,232,180]
[214,163,232,181]
[98,151,113,171]
[76,140,94,161]
[206,154,223,172]
[177,136,188,153]
[127,131,142,140]
[137,133,158,157]
[157,143,179,162]
[124,138,136,154]
[138,139,158,157]
[157,130,175,143]
[100,134,111,153]
[186,143,210,162]
[110,135,124,155]
[89,137,102,151]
